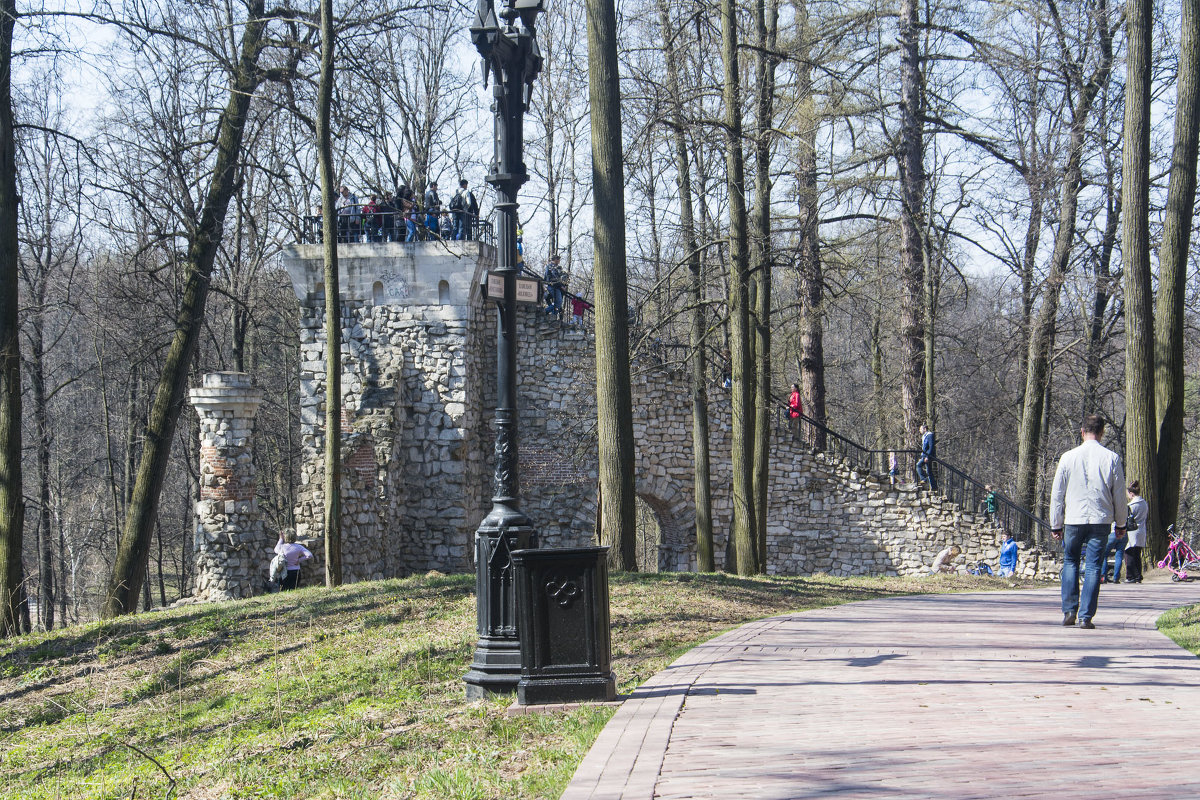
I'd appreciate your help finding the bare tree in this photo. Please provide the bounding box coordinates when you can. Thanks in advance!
[1122,0,1159,553]
[104,0,297,617]
[656,0,713,570]
[0,0,28,637]
[588,0,637,569]
[1013,0,1114,512]
[1153,0,1200,537]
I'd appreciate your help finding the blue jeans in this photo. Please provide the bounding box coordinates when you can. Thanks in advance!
[1102,532,1125,581]
[405,219,418,242]
[915,459,938,490]
[453,213,467,240]
[1062,524,1108,621]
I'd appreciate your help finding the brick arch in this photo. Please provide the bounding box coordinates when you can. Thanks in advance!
[637,476,695,572]
[564,477,695,572]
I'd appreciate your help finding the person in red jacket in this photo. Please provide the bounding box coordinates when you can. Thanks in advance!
[788,383,803,439]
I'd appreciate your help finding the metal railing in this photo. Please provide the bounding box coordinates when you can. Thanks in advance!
[299,205,494,245]
[935,459,1052,546]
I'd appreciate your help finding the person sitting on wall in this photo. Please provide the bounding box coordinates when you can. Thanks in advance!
[274,529,313,591]
[930,544,962,574]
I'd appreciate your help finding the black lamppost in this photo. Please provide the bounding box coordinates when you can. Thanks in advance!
[463,0,545,699]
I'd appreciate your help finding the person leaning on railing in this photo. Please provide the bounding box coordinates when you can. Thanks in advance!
[335,185,358,242]
[450,179,480,240]
[424,181,442,238]
[380,191,399,242]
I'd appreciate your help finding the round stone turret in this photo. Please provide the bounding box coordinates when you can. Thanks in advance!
[189,372,266,601]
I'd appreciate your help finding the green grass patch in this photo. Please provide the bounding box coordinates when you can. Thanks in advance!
[1157,603,1200,654]
[0,570,1038,799]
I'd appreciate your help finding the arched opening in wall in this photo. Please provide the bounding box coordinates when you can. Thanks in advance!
[635,496,663,573]
[372,281,384,306]
[438,279,450,305]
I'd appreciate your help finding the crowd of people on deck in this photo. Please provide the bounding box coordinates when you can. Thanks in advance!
[306,179,482,243]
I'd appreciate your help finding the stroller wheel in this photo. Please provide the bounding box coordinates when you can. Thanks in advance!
[1172,573,1183,582]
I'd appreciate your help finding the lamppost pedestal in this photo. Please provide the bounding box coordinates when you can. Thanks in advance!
[463,519,537,698]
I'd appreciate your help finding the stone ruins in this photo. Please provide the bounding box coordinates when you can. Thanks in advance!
[186,239,1060,599]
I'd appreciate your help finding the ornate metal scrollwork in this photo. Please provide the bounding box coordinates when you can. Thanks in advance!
[545,575,581,608]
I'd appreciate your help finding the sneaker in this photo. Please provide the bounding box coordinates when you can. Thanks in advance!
[1063,613,1076,626]
[1080,619,1096,629]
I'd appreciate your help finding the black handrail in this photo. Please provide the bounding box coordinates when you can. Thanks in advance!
[695,340,1050,544]
[932,459,1052,546]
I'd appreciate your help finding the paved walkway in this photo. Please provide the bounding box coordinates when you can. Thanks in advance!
[562,582,1200,799]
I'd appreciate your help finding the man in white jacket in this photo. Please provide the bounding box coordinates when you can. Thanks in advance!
[1049,414,1127,629]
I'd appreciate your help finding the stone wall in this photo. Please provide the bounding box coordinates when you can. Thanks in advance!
[274,240,1059,589]
[284,242,489,582]
[510,323,1059,579]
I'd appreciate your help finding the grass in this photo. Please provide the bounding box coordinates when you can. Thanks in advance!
[1157,602,1200,655]
[1,570,1039,800]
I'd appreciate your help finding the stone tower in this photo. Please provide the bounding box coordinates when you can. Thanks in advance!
[189,371,266,600]
[281,240,494,580]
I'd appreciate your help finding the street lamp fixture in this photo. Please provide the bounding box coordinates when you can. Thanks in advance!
[463,0,545,699]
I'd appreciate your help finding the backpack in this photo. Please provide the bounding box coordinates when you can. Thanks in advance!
[269,554,288,584]
[449,190,464,211]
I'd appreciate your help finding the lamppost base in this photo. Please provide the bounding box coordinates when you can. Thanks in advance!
[464,635,524,699]
[463,522,537,698]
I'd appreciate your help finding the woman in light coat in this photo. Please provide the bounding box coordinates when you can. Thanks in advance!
[1124,481,1148,583]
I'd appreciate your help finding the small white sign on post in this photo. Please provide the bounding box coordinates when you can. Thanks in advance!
[515,277,541,304]
[486,272,505,300]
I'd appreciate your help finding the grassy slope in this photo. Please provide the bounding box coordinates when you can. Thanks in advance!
[2,571,1037,800]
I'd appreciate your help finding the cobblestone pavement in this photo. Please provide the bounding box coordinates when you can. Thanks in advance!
[562,582,1200,799]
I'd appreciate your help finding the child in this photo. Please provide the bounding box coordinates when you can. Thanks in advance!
[998,532,1018,577]
[889,452,899,487]
[984,485,998,526]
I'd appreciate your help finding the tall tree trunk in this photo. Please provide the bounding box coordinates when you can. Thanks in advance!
[1123,0,1160,555]
[897,0,926,445]
[317,0,343,586]
[751,0,778,573]
[923,248,936,430]
[102,3,271,617]
[872,300,886,449]
[1015,179,1043,414]
[658,0,713,571]
[794,0,825,449]
[32,308,53,630]
[720,0,757,575]
[1154,0,1200,539]
[587,0,638,570]
[1014,11,1113,512]
[1082,170,1120,416]
[0,0,26,637]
